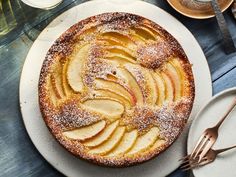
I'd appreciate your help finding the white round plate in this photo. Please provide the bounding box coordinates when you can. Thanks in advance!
[21,0,63,9]
[188,87,236,177]
[19,0,212,177]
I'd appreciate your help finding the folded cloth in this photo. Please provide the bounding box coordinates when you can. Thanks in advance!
[232,0,236,19]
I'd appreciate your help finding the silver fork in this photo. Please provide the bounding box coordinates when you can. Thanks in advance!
[181,144,236,171]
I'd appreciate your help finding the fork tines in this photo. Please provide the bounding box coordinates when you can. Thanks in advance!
[189,129,216,162]
[179,154,208,171]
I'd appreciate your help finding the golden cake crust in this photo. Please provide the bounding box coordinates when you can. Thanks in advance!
[39,12,195,167]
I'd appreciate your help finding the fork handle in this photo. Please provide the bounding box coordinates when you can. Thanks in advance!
[215,98,236,129]
[215,145,236,154]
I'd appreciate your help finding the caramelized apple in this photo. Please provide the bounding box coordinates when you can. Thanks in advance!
[82,99,124,121]
[84,120,119,147]
[165,62,182,101]
[152,72,166,106]
[92,89,131,109]
[127,127,159,154]
[116,67,144,105]
[89,126,125,155]
[62,120,106,141]
[161,72,174,103]
[94,79,136,106]
[108,129,138,156]
[67,44,90,92]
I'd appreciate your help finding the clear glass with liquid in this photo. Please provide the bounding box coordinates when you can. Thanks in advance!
[0,0,17,36]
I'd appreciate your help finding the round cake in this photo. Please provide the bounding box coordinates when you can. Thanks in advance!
[39,12,195,167]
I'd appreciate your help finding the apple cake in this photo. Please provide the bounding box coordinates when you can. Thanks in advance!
[39,12,195,167]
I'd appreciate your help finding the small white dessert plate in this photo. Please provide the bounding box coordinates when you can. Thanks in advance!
[19,0,212,177]
[188,87,236,177]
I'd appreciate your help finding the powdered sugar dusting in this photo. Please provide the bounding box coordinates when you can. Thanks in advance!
[137,41,173,69]
[54,101,101,131]
[122,98,192,143]
[155,99,191,144]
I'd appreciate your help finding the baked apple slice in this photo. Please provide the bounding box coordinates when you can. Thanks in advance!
[104,54,136,65]
[105,45,136,61]
[81,99,124,122]
[94,79,136,106]
[151,139,166,150]
[102,31,135,47]
[116,67,144,105]
[84,120,119,147]
[161,72,174,103]
[98,36,125,47]
[127,127,159,154]
[169,58,187,96]
[92,89,131,109]
[165,62,182,101]
[125,64,157,105]
[152,72,166,106]
[50,74,62,99]
[67,44,90,93]
[62,60,73,96]
[48,76,59,105]
[89,126,126,155]
[50,60,65,99]
[62,120,106,141]
[132,26,156,41]
[144,68,158,105]
[107,129,138,156]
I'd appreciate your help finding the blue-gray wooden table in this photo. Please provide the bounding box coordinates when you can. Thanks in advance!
[0,0,235,177]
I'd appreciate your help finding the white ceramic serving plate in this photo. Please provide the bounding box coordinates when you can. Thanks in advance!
[19,0,212,176]
[188,87,236,177]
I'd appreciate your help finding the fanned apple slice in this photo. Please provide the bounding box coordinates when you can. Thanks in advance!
[116,67,144,105]
[161,72,174,103]
[107,129,138,156]
[127,127,159,154]
[169,58,187,96]
[84,121,119,147]
[125,64,157,105]
[81,99,124,121]
[89,126,126,155]
[62,60,73,96]
[50,74,62,99]
[67,44,89,93]
[98,36,125,47]
[105,46,136,61]
[143,24,164,39]
[102,32,135,46]
[93,90,131,109]
[132,26,156,41]
[50,60,65,99]
[48,76,59,105]
[62,120,106,141]
[82,26,96,36]
[130,31,146,42]
[104,54,136,65]
[152,72,166,106]
[150,139,166,150]
[165,62,182,101]
[94,79,136,105]
[145,69,158,105]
